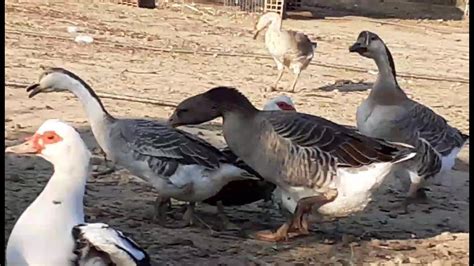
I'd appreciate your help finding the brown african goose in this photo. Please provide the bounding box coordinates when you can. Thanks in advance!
[168,87,416,242]
[253,12,316,93]
[349,31,469,212]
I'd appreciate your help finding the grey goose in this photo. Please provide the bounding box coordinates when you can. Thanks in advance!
[202,96,296,210]
[6,119,150,266]
[254,12,316,93]
[168,87,416,242]
[25,67,261,227]
[349,31,469,212]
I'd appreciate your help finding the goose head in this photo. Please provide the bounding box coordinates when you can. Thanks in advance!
[169,86,257,127]
[26,67,94,98]
[263,95,296,111]
[349,30,398,82]
[253,12,281,39]
[6,119,90,165]
[349,31,389,59]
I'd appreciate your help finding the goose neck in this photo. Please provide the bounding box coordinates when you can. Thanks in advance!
[268,18,282,31]
[67,77,115,150]
[370,48,407,103]
[68,78,114,125]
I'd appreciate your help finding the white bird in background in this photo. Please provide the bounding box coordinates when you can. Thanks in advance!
[253,12,316,93]
[6,119,150,266]
[263,95,296,111]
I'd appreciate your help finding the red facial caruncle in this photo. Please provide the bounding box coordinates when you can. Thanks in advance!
[276,101,296,111]
[28,131,63,153]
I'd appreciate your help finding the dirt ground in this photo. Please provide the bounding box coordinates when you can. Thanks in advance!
[5,1,469,264]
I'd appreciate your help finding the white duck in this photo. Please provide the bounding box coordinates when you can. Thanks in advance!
[262,95,296,111]
[6,119,150,266]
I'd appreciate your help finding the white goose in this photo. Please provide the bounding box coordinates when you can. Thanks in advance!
[25,67,259,227]
[6,119,150,266]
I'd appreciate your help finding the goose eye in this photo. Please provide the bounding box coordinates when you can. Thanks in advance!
[370,36,377,41]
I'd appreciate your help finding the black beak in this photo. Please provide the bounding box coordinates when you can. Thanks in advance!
[167,113,180,128]
[349,42,367,53]
[26,83,43,98]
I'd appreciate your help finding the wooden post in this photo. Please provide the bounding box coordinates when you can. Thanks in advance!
[465,0,469,18]
[138,0,156,8]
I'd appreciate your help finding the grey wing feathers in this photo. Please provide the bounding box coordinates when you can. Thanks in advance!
[220,146,263,178]
[413,137,442,179]
[403,101,468,156]
[72,223,151,266]
[118,120,226,174]
[266,111,414,167]
[262,111,414,188]
[287,30,314,57]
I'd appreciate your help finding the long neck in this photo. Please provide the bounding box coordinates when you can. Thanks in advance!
[219,99,259,122]
[69,79,113,123]
[266,15,282,31]
[369,46,407,104]
[68,78,115,150]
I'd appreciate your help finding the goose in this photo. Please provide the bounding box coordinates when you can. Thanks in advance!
[201,96,297,221]
[167,86,417,242]
[5,119,150,266]
[349,31,469,212]
[25,67,260,227]
[261,96,363,214]
[253,12,316,93]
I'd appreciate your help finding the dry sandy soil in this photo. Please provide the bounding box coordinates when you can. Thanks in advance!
[5,1,469,264]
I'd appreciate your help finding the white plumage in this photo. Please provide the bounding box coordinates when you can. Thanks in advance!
[73,223,149,266]
[5,119,150,266]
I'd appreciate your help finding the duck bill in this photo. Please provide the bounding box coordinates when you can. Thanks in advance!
[26,83,44,98]
[5,139,40,155]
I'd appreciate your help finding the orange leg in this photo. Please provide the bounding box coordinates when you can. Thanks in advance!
[255,192,337,242]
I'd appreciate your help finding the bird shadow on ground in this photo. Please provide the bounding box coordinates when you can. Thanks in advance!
[318,80,372,92]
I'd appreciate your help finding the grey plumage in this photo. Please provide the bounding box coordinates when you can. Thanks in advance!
[168,87,416,241]
[26,67,261,226]
[349,31,469,210]
[242,111,415,189]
